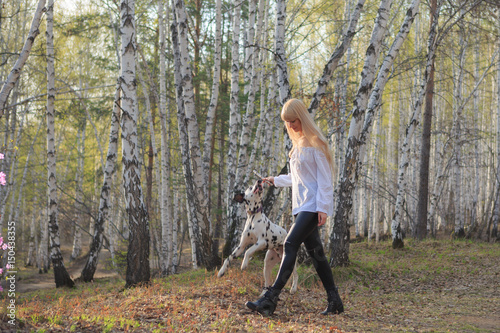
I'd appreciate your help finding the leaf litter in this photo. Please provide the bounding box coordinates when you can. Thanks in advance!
[2,239,499,332]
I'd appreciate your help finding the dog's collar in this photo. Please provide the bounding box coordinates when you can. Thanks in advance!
[247,206,263,215]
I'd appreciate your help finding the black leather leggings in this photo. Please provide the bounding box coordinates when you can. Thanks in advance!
[273,211,336,292]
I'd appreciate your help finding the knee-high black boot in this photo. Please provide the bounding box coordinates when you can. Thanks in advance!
[320,287,344,315]
[246,287,281,316]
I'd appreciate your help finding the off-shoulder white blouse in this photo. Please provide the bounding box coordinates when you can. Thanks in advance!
[274,147,334,216]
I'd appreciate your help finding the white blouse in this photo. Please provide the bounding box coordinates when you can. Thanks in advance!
[274,147,334,216]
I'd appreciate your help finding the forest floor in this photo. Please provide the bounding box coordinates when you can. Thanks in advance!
[2,238,499,332]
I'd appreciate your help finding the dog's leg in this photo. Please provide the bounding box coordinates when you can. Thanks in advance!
[240,241,266,271]
[263,249,281,289]
[217,236,252,278]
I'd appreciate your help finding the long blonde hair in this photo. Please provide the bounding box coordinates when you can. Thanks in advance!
[281,99,334,173]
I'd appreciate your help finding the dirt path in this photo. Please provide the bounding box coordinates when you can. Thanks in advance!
[17,249,119,294]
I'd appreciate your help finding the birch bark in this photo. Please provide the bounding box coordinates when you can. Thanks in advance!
[46,0,74,288]
[308,0,365,117]
[492,22,500,240]
[0,0,45,118]
[70,120,86,261]
[275,0,290,104]
[24,124,41,266]
[202,0,222,201]
[172,0,216,268]
[391,4,440,248]
[81,84,121,282]
[119,0,150,287]
[223,0,242,258]
[329,0,394,266]
[158,0,173,275]
[452,18,467,238]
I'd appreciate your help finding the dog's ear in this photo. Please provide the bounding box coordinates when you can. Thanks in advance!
[233,193,245,203]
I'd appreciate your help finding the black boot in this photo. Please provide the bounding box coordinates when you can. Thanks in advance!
[246,287,281,316]
[320,287,344,315]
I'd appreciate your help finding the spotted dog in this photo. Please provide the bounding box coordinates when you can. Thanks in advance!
[218,179,298,294]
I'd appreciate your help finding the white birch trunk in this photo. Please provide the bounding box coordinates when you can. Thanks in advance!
[452,24,467,237]
[308,0,365,117]
[223,0,242,258]
[158,0,174,275]
[46,0,74,288]
[372,113,382,242]
[171,191,179,274]
[243,0,257,95]
[70,121,86,261]
[242,0,267,185]
[492,23,500,240]
[330,0,393,265]
[202,0,222,197]
[38,196,49,273]
[27,191,38,267]
[0,0,45,117]
[275,0,290,104]
[81,84,120,281]
[173,0,216,268]
[119,0,150,287]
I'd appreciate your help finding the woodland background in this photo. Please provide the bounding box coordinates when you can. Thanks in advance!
[0,0,499,292]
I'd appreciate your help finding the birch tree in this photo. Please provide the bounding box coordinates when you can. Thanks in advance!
[0,0,45,118]
[70,118,86,261]
[329,0,394,266]
[308,0,366,117]
[391,2,441,248]
[275,0,290,105]
[158,0,174,276]
[172,0,217,268]
[223,0,242,258]
[119,0,150,287]
[490,21,500,240]
[46,0,74,288]
[81,83,120,282]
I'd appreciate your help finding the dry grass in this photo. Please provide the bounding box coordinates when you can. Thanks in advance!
[3,238,499,332]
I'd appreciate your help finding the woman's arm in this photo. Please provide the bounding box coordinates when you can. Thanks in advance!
[272,174,292,187]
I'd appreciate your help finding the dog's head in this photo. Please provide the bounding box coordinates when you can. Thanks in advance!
[233,179,264,212]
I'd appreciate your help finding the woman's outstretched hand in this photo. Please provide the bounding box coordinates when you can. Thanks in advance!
[318,212,327,226]
[262,177,274,186]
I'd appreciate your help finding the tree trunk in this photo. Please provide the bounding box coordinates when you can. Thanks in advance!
[0,0,45,118]
[120,0,150,288]
[275,0,290,104]
[46,0,74,288]
[158,0,174,275]
[415,0,436,240]
[329,0,394,266]
[172,0,217,269]
[27,190,38,266]
[223,0,242,258]
[81,83,120,282]
[452,16,467,238]
[70,118,86,261]
[391,3,440,248]
[492,22,500,240]
[308,0,365,117]
[202,0,222,207]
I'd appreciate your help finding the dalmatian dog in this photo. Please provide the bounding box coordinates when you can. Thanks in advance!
[217,179,298,294]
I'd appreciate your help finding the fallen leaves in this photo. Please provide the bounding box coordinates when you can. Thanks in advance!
[4,239,499,332]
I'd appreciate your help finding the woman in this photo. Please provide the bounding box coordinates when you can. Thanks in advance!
[246,98,344,316]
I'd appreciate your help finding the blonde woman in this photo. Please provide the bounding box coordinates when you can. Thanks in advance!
[246,98,344,316]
